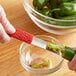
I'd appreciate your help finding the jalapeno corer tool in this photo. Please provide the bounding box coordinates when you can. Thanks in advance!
[9,28,76,61]
[9,28,48,49]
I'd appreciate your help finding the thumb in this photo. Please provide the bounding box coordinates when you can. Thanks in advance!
[68,55,76,71]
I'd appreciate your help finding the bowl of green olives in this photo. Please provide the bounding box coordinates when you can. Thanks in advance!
[23,0,76,35]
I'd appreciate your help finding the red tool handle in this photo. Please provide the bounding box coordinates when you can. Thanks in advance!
[8,28,34,44]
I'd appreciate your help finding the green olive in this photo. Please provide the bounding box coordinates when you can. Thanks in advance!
[33,0,49,10]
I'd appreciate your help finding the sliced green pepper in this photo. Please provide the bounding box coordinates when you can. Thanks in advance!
[51,8,61,19]
[31,60,50,68]
[70,0,76,3]
[33,0,76,22]
[49,0,59,9]
[40,8,52,17]
[33,0,49,10]
[59,3,76,16]
[60,15,76,20]
[61,0,72,2]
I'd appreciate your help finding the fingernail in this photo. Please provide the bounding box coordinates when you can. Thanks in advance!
[4,20,16,34]
[7,23,16,34]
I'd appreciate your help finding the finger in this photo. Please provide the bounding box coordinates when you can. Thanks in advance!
[71,47,76,50]
[68,55,76,71]
[0,5,15,34]
[0,23,11,43]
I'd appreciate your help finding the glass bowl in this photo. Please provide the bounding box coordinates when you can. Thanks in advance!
[23,0,76,35]
[19,35,64,75]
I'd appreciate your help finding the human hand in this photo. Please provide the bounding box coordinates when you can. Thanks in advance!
[0,5,15,43]
[68,55,76,71]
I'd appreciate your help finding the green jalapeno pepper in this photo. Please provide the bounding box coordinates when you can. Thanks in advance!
[63,46,76,61]
[47,42,76,61]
